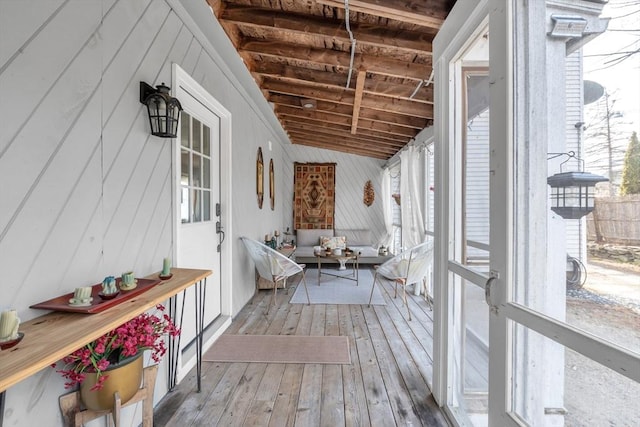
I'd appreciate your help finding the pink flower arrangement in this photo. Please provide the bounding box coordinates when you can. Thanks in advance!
[55,304,180,391]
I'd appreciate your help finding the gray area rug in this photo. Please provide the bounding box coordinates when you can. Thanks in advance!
[290,268,386,305]
[203,335,351,364]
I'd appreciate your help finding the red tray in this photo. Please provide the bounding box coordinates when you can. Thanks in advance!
[30,278,161,314]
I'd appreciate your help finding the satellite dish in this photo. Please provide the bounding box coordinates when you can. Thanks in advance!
[584,80,605,105]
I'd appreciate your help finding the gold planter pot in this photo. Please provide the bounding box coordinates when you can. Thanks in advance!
[80,354,143,411]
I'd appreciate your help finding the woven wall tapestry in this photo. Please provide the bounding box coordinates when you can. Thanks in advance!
[294,162,336,230]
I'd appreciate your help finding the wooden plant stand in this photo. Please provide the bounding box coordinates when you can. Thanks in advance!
[59,365,157,427]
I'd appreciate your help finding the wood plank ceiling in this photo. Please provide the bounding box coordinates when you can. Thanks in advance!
[207,0,457,160]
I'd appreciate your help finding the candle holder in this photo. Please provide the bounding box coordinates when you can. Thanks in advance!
[159,257,173,280]
[0,331,24,350]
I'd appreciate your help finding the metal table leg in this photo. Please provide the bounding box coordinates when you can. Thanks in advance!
[194,278,206,392]
[167,278,207,393]
[167,290,185,391]
[0,390,5,427]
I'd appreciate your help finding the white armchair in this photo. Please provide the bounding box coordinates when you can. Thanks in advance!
[368,241,433,320]
[240,237,310,313]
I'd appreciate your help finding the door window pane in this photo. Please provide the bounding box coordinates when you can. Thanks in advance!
[203,157,210,189]
[193,119,201,153]
[193,155,201,188]
[192,189,201,223]
[450,273,490,427]
[181,113,190,148]
[180,114,213,224]
[181,149,190,187]
[203,125,210,156]
[464,72,490,277]
[181,186,190,224]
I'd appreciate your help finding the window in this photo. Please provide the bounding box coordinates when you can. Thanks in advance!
[180,112,212,224]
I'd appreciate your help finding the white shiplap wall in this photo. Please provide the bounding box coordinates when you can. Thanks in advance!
[0,0,295,425]
[283,144,386,244]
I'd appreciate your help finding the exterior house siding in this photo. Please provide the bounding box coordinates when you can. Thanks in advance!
[565,51,586,260]
[466,109,490,261]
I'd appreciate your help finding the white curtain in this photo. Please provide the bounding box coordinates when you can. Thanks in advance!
[400,146,426,249]
[380,167,394,249]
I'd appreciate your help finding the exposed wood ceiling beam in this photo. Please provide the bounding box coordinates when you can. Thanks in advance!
[291,140,389,159]
[219,4,434,54]
[316,0,445,29]
[282,115,409,141]
[240,40,431,81]
[253,62,433,101]
[282,119,409,145]
[275,106,417,137]
[269,103,429,132]
[359,108,432,129]
[210,0,455,159]
[263,79,433,118]
[288,133,395,159]
[351,71,366,134]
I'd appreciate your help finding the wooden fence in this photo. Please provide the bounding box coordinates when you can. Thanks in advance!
[587,195,640,246]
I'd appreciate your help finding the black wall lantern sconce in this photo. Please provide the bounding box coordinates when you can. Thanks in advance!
[547,151,608,220]
[139,81,183,138]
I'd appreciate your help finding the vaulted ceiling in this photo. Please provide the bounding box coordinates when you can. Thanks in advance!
[206,0,457,159]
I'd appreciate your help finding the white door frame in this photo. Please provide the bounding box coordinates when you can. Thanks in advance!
[171,63,233,373]
[433,0,490,415]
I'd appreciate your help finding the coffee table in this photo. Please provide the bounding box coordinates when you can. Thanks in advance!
[316,251,359,285]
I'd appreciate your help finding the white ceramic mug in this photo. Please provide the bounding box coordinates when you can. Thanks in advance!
[0,309,20,340]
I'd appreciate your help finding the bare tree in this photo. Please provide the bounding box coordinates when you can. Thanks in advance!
[584,90,631,195]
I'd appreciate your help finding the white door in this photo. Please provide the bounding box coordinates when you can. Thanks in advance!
[174,84,222,352]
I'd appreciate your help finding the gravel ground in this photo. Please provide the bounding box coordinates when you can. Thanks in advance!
[564,259,640,427]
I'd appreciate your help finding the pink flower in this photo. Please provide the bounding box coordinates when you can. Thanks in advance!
[53,305,179,390]
[96,358,110,371]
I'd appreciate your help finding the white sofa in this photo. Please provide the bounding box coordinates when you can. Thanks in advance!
[294,229,387,264]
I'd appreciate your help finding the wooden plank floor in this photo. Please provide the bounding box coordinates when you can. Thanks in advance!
[154,267,449,426]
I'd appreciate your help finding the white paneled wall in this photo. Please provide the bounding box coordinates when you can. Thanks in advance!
[0,0,292,425]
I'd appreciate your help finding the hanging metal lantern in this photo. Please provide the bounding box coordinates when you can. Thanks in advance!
[139,82,183,138]
[547,171,608,219]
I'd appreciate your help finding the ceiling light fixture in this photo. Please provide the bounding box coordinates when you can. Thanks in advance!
[300,98,317,109]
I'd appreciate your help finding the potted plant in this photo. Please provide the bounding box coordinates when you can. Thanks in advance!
[54,304,180,410]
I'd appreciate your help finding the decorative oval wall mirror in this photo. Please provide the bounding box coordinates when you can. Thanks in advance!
[269,159,275,210]
[256,147,264,209]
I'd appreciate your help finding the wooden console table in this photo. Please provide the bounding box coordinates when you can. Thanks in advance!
[0,268,211,425]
